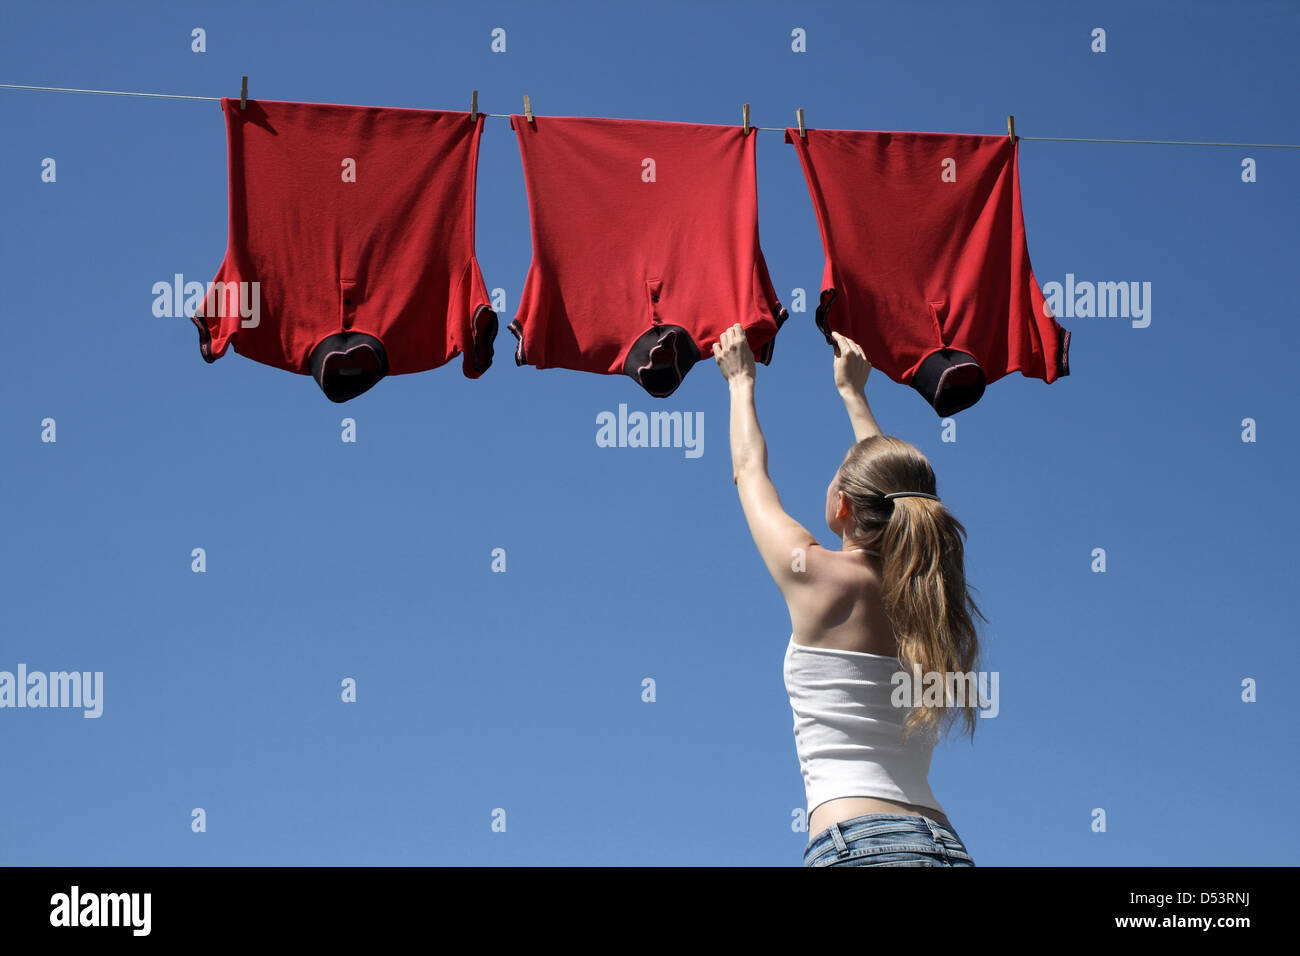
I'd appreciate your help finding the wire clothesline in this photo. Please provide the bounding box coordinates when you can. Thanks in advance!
[3,82,1298,149]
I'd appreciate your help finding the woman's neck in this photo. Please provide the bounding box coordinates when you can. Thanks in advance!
[841,538,878,553]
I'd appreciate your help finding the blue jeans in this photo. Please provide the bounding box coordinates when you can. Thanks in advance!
[803,813,976,867]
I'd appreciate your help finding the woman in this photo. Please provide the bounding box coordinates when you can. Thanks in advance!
[714,324,984,867]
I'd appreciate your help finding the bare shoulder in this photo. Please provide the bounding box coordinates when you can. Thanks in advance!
[798,544,879,581]
[786,545,878,642]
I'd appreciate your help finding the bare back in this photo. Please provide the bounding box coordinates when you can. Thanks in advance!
[786,545,953,832]
[786,546,898,656]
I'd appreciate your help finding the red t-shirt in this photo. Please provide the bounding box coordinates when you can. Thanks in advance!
[509,114,787,397]
[786,128,1070,415]
[192,97,496,402]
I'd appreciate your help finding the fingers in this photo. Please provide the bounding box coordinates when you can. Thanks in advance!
[717,324,750,350]
[714,324,747,362]
[830,331,868,362]
[715,325,756,382]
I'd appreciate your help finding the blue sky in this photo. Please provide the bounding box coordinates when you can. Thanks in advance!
[2,0,1296,866]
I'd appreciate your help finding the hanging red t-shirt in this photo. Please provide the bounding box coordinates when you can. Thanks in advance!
[509,114,787,397]
[191,97,496,402]
[786,128,1070,416]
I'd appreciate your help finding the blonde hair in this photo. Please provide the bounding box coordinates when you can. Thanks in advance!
[836,435,985,741]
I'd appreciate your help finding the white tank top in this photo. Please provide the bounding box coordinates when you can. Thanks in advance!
[781,550,945,817]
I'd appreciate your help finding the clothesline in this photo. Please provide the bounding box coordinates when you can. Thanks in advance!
[3,82,1299,149]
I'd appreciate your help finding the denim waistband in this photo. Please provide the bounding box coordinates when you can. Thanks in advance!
[807,812,963,845]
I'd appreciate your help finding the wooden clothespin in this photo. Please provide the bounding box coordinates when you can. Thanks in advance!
[240,75,247,111]
[797,107,806,140]
[523,94,534,125]
[470,90,478,123]
[1007,115,1016,144]
[742,103,750,136]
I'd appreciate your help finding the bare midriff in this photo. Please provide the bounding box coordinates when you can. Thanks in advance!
[810,796,952,837]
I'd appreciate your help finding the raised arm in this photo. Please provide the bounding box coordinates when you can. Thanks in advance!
[714,325,818,594]
[831,331,881,443]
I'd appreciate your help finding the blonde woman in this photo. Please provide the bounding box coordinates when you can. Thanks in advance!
[714,324,983,867]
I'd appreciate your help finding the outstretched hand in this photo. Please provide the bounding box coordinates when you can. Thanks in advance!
[831,331,871,392]
[714,323,755,384]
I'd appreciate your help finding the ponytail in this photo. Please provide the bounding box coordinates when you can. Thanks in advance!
[835,436,986,741]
